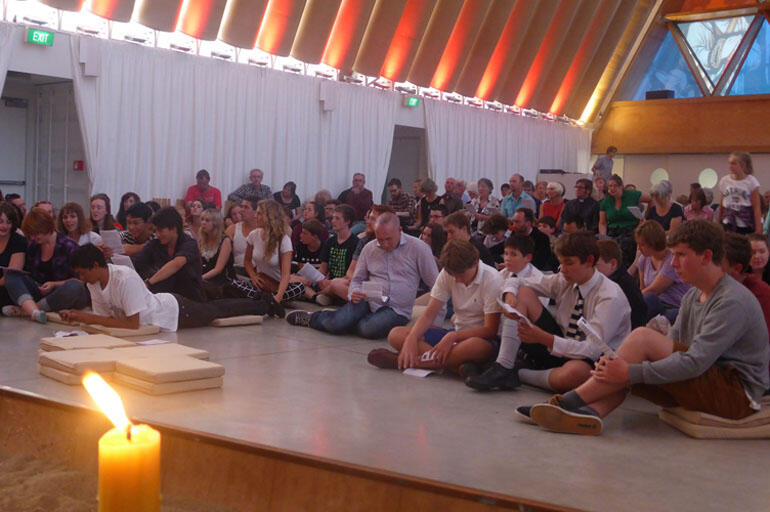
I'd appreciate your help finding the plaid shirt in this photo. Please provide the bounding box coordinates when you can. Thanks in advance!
[388,192,416,226]
[25,232,78,283]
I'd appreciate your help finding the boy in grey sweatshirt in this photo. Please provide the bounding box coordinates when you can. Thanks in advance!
[525,220,770,435]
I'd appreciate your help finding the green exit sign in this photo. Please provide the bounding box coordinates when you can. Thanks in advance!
[405,96,420,108]
[27,28,54,47]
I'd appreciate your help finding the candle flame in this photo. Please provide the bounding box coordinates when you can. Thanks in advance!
[83,372,132,431]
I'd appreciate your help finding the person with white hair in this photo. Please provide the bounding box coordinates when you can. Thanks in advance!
[644,180,683,233]
[540,182,566,227]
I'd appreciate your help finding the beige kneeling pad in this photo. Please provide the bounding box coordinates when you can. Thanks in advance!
[112,344,209,360]
[113,373,223,395]
[659,398,770,439]
[210,315,264,327]
[39,348,118,374]
[41,334,136,351]
[45,313,162,337]
[39,365,114,385]
[116,357,225,384]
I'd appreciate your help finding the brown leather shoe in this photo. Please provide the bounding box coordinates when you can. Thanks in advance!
[367,348,399,369]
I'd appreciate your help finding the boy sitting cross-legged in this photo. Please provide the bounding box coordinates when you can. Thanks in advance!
[367,239,502,374]
[467,232,632,399]
[526,221,769,435]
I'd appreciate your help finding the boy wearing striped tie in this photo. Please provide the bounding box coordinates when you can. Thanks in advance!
[467,232,631,397]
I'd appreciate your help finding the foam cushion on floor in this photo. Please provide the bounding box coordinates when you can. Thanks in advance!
[38,348,118,374]
[40,334,136,351]
[111,344,209,360]
[39,365,114,385]
[659,400,770,439]
[210,315,263,326]
[112,373,223,395]
[115,357,225,383]
[45,313,162,337]
[79,323,161,337]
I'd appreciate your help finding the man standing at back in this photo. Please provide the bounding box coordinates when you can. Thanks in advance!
[338,173,373,224]
[501,174,536,219]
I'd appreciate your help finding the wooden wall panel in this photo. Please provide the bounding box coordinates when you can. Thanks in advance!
[592,96,770,154]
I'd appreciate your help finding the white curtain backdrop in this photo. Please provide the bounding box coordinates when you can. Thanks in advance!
[424,99,592,193]
[0,23,19,97]
[69,35,397,208]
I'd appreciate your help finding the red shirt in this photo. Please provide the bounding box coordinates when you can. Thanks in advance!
[185,185,222,209]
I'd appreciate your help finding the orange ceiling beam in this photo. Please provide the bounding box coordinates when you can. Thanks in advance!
[379,0,436,82]
[550,0,622,114]
[514,0,584,108]
[90,0,135,20]
[353,0,408,77]
[321,0,376,73]
[430,0,492,91]
[454,0,515,98]
[256,0,307,56]
[40,0,84,12]
[218,0,269,48]
[528,0,603,112]
[135,0,185,32]
[291,0,343,63]
[406,0,464,87]
[178,0,228,39]
[474,0,539,100]
[494,2,559,104]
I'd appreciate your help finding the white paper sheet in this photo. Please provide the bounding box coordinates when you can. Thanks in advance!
[496,299,532,326]
[101,230,125,255]
[296,263,325,283]
[403,368,436,378]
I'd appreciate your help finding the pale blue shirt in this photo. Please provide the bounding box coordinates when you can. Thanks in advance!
[501,191,537,218]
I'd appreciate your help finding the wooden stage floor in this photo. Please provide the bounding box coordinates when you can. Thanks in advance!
[1,314,769,511]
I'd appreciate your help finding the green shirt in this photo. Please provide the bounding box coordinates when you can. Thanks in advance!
[600,189,642,229]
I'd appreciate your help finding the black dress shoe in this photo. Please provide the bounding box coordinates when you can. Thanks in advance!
[465,362,520,391]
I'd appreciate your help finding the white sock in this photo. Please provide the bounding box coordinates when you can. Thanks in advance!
[518,368,555,391]
[496,317,520,369]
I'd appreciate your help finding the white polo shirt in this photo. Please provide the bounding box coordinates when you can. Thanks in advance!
[431,262,503,331]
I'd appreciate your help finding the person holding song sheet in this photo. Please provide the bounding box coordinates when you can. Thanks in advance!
[287,213,438,339]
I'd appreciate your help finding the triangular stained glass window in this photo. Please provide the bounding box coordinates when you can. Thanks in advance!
[730,20,770,96]
[623,32,701,100]
[679,16,754,88]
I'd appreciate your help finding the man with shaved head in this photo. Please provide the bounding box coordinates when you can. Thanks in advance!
[287,213,439,339]
[501,173,536,219]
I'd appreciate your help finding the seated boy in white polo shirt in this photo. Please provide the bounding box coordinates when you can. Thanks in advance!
[367,239,502,374]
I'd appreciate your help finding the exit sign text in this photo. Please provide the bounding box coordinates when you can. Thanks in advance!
[27,28,54,47]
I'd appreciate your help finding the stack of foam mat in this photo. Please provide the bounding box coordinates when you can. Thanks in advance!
[38,334,224,394]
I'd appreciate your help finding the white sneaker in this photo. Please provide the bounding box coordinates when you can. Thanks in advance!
[1,305,22,317]
[315,294,333,306]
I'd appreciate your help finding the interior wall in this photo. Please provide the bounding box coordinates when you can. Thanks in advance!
[0,75,89,209]
[618,153,770,198]
[381,125,427,203]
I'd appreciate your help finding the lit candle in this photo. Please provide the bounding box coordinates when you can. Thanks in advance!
[83,372,161,512]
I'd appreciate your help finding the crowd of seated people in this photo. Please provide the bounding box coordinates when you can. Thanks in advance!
[1,153,769,436]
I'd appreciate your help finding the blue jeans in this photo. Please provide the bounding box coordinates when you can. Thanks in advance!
[309,300,409,339]
[4,273,89,312]
[643,293,679,324]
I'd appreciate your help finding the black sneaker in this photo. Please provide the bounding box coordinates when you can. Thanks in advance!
[530,395,603,435]
[465,362,520,391]
[458,362,481,379]
[515,405,535,425]
[268,296,286,319]
[286,310,311,327]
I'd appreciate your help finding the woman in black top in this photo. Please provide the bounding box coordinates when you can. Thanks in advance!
[0,202,27,307]
[274,181,301,222]
[644,180,683,233]
[198,208,234,299]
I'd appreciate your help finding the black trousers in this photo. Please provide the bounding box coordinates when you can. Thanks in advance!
[173,294,269,329]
